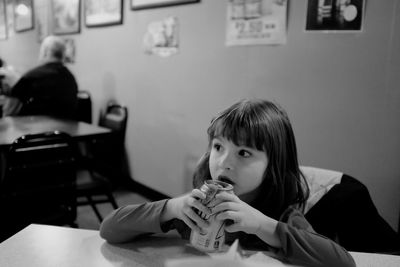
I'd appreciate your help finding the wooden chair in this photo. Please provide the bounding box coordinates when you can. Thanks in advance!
[0,131,78,241]
[77,90,92,123]
[76,102,128,222]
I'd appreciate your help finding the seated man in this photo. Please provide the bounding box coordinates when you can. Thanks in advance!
[2,35,78,120]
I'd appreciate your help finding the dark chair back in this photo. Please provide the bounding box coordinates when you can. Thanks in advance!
[98,103,128,142]
[0,131,78,241]
[74,102,128,221]
[77,90,92,123]
[91,102,128,186]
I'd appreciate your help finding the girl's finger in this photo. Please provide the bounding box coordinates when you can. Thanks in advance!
[191,189,206,200]
[186,207,209,229]
[207,197,223,209]
[215,191,239,202]
[187,195,211,215]
[181,215,201,233]
[211,201,237,214]
[224,223,239,233]
[191,199,212,216]
[214,210,236,221]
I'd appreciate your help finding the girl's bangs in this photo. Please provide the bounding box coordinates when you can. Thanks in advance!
[208,110,266,151]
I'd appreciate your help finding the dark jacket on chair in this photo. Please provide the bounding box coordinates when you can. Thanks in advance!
[305,174,400,253]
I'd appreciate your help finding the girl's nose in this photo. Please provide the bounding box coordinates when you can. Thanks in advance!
[220,151,234,170]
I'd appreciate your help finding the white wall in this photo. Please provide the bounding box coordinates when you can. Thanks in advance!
[1,0,400,230]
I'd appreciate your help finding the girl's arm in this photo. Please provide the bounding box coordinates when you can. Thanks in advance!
[213,192,355,267]
[100,189,211,244]
[275,208,355,267]
[100,200,169,243]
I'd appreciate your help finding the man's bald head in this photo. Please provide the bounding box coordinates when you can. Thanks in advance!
[39,35,66,63]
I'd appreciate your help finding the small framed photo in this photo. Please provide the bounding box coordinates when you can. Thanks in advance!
[0,0,7,40]
[85,0,123,27]
[51,0,81,35]
[131,0,200,10]
[305,0,364,32]
[14,0,34,32]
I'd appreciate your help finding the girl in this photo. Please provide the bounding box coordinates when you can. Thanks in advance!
[100,99,355,267]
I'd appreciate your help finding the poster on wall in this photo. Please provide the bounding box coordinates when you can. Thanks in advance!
[51,0,80,35]
[0,0,7,40]
[305,0,364,32]
[226,0,288,46]
[143,16,179,57]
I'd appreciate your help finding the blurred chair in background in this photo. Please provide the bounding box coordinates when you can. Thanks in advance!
[76,102,128,222]
[302,166,400,254]
[75,90,93,171]
[77,90,92,123]
[0,131,78,242]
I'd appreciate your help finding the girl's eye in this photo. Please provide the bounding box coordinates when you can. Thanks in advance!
[238,149,251,158]
[213,143,221,151]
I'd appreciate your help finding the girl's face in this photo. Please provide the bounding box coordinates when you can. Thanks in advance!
[209,137,268,201]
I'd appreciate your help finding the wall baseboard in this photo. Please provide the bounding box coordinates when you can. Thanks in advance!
[123,178,170,201]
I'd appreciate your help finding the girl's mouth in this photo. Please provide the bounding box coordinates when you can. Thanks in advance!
[217,175,234,185]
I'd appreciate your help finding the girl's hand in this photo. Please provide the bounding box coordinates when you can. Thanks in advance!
[212,191,269,234]
[163,189,211,233]
[212,191,281,247]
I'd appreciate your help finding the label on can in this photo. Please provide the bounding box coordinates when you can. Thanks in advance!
[190,180,234,252]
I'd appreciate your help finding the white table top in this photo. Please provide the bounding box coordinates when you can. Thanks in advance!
[0,224,399,267]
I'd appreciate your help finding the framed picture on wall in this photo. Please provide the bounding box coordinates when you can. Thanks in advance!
[51,0,81,35]
[0,0,7,40]
[14,0,34,32]
[131,0,200,10]
[85,0,123,27]
[305,0,364,32]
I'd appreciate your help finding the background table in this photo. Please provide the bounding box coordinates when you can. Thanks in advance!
[0,115,111,149]
[0,224,399,267]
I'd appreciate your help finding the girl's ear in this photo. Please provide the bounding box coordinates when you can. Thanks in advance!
[192,152,211,189]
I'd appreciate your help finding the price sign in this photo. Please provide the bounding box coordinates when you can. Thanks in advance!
[226,0,287,46]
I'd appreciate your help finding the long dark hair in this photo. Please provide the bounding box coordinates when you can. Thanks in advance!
[193,99,309,219]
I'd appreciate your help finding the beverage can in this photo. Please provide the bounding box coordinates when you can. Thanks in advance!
[190,180,234,252]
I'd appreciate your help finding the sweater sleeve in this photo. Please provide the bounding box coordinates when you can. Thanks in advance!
[100,199,169,243]
[99,199,191,244]
[275,207,355,267]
